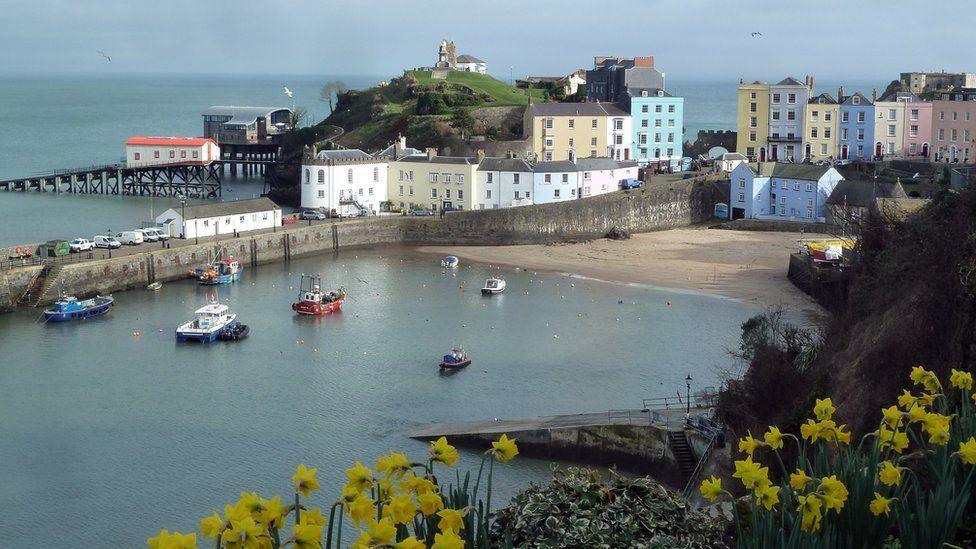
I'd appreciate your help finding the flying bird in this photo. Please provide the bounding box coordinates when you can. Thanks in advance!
[98,50,112,62]
[283,86,294,98]
[750,32,763,37]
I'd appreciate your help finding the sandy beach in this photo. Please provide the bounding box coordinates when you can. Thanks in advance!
[418,227,823,317]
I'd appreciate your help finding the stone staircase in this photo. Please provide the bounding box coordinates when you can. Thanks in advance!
[668,430,697,482]
[17,265,62,307]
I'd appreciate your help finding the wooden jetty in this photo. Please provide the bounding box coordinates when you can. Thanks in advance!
[0,162,225,198]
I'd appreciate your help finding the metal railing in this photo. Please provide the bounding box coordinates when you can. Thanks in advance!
[607,409,651,425]
[682,430,721,498]
[641,388,717,413]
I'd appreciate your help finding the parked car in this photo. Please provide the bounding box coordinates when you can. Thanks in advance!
[115,231,144,245]
[141,227,169,241]
[410,208,434,216]
[620,178,643,190]
[136,229,160,242]
[300,210,327,221]
[94,235,122,249]
[69,238,95,252]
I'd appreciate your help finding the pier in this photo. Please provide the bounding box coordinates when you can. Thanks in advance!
[0,162,224,198]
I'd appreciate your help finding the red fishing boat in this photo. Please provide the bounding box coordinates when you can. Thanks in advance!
[291,274,346,315]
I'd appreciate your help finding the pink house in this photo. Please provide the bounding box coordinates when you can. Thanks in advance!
[902,100,933,160]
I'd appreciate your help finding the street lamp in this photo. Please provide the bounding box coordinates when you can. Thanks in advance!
[180,197,187,239]
[685,374,692,416]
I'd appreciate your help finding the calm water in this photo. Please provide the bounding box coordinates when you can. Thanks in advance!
[0,250,762,547]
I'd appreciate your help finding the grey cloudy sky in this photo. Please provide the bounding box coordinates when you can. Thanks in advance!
[0,0,972,81]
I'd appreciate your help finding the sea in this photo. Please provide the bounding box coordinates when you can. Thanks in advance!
[0,72,844,546]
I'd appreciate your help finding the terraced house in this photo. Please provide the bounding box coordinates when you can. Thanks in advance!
[629,88,684,170]
[387,150,481,212]
[930,90,976,163]
[300,149,388,216]
[728,162,843,223]
[476,157,637,209]
[837,90,875,161]
[736,81,771,161]
[873,91,931,160]
[804,93,839,162]
[524,102,631,162]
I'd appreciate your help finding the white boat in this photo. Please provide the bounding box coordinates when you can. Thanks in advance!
[441,256,459,268]
[176,302,237,343]
[146,282,162,291]
[481,277,506,295]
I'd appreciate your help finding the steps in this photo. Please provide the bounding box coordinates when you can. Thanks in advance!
[668,430,697,481]
[17,265,62,307]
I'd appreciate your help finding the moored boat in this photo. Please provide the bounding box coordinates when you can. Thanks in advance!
[291,274,346,315]
[439,348,471,370]
[146,282,162,291]
[217,321,250,341]
[189,256,243,285]
[481,277,506,295]
[44,295,114,322]
[176,301,237,343]
[441,256,459,268]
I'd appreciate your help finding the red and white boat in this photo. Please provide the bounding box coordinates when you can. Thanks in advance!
[291,274,346,315]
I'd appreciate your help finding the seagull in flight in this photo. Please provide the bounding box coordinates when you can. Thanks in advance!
[283,86,294,98]
[750,32,763,37]
[98,50,112,62]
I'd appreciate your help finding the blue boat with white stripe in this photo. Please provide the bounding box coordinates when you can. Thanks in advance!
[44,295,114,322]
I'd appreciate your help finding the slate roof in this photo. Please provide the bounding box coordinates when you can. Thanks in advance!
[840,92,873,106]
[477,158,534,172]
[771,163,832,181]
[776,77,804,86]
[315,149,373,161]
[456,54,485,64]
[178,198,279,221]
[372,144,424,160]
[826,180,907,207]
[526,102,629,117]
[629,88,672,98]
[808,93,837,104]
[477,157,636,173]
[397,156,479,165]
[204,106,291,126]
[530,161,579,173]
[574,158,638,170]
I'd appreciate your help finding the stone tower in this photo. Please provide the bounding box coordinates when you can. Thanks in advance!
[436,40,457,69]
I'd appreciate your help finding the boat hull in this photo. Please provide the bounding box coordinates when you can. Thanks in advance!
[176,331,221,343]
[439,358,472,370]
[292,297,345,316]
[195,269,242,285]
[44,298,114,322]
[481,288,504,295]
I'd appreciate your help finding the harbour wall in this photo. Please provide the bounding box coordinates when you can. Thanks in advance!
[0,180,725,311]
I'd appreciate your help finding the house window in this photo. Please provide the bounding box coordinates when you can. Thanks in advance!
[887,142,895,154]
[910,109,919,121]
[591,119,597,128]
[772,111,781,121]
[656,105,663,113]
[952,111,958,121]
[668,105,675,114]
[749,132,757,142]
[154,151,160,159]
[544,174,551,183]
[569,138,575,147]
[562,174,568,183]
[952,129,958,142]
[457,175,464,184]
[357,188,363,195]
[445,189,451,198]
[429,173,437,183]
[655,133,661,143]
[347,169,353,183]
[317,190,325,198]
[772,93,781,103]
[409,186,414,195]
[443,173,452,183]
[486,173,493,183]
[820,143,827,155]
[544,136,554,148]
[746,147,755,156]
[807,208,813,218]
[544,118,553,129]
[568,119,575,128]
[910,125,918,138]
[824,112,832,122]
[807,197,813,206]
[909,143,918,154]
[888,109,897,120]
[811,110,819,121]
[666,147,674,156]
[614,119,624,130]
[514,190,520,199]
[317,170,325,184]
[584,172,591,180]
[615,134,623,145]
[842,111,850,123]
[591,137,597,146]
[750,116,758,128]
[544,151,553,161]
[641,120,648,128]
[787,93,796,103]
[888,125,896,137]
[668,119,675,127]
[486,189,492,198]
[134,153,141,160]
[639,133,648,145]
[169,150,175,159]
[399,185,404,195]
[751,92,757,99]
[811,128,819,138]
[939,128,946,141]
[641,105,649,113]
[513,174,520,184]
[940,111,945,120]
[667,133,674,143]
[368,187,374,195]
[857,129,864,140]
[787,110,796,121]
[738,179,745,188]
[431,188,437,198]
[805,183,813,191]
[824,128,831,139]
[852,96,860,105]
[793,182,800,191]
[738,193,745,202]
[841,128,849,140]
[373,167,379,181]
[180,150,187,158]
[750,102,757,113]
[554,189,560,198]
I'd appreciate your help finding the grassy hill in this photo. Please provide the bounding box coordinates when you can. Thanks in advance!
[404,70,548,107]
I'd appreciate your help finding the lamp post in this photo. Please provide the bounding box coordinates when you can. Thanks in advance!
[180,197,187,239]
[685,374,692,416]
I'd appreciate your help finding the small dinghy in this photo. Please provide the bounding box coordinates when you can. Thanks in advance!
[441,256,459,268]
[217,321,250,341]
[44,294,114,322]
[481,277,506,295]
[146,282,162,291]
[439,348,471,370]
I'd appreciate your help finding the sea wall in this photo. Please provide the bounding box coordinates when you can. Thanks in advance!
[1,181,724,311]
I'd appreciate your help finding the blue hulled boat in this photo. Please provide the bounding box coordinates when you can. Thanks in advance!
[189,257,243,285]
[44,295,114,322]
[440,256,459,268]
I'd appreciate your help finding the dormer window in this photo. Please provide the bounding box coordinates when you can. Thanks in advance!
[657,90,664,97]
[852,96,860,105]
[641,90,648,97]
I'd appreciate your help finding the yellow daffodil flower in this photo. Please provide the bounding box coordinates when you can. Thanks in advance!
[346,461,375,492]
[876,425,910,453]
[909,365,928,385]
[878,461,902,486]
[395,536,428,549]
[200,513,224,540]
[763,426,785,450]
[922,412,952,445]
[258,496,286,530]
[738,433,763,457]
[293,464,320,498]
[291,522,323,549]
[898,390,933,412]
[954,436,976,465]
[383,492,419,525]
[950,369,974,391]
[236,492,264,520]
[869,492,893,516]
[437,508,465,533]
[341,482,362,503]
[908,405,927,424]
[797,494,823,533]
[699,475,724,502]
[300,509,326,528]
[401,474,437,496]
[148,530,198,549]
[429,437,459,467]
[732,456,769,490]
[418,491,445,516]
[347,492,375,527]
[755,483,780,510]
[790,468,813,491]
[813,398,835,421]
[432,529,465,549]
[376,451,412,479]
[881,405,905,428]
[800,419,822,442]
[366,518,397,545]
[221,516,264,549]
[833,424,852,445]
[819,475,849,513]
[490,434,519,462]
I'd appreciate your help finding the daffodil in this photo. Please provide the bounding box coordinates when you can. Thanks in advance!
[259,496,286,530]
[819,475,849,513]
[950,369,974,391]
[813,397,835,421]
[800,419,822,442]
[869,492,893,517]
[954,436,976,465]
[300,509,326,527]
[490,434,519,462]
[910,366,941,392]
[881,405,905,428]
[429,437,459,467]
[396,536,428,549]
[347,492,375,527]
[755,483,780,510]
[898,390,932,411]
[365,517,397,545]
[437,508,465,533]
[341,482,362,503]
[236,492,263,520]
[922,412,951,445]
[200,513,224,540]
[790,468,813,491]
[763,426,785,450]
[909,365,928,385]
[291,521,323,549]
[418,491,445,516]
[832,424,852,445]
[876,425,910,453]
[732,456,769,490]
[699,475,724,502]
[431,529,465,549]
[401,474,437,496]
[797,494,823,533]
[376,451,412,479]
[221,516,264,549]
[908,405,927,424]
[148,530,198,549]
[738,433,763,457]
[383,492,419,525]
[293,464,320,497]
[346,461,375,491]
[878,461,902,486]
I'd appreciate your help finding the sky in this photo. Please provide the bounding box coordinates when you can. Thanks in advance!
[0,0,973,82]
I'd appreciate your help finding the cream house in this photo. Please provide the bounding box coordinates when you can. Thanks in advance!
[388,150,481,212]
[523,102,631,162]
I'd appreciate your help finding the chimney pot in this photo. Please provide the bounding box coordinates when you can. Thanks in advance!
[872,88,878,102]
[476,150,485,162]
[838,86,845,102]
[426,147,437,160]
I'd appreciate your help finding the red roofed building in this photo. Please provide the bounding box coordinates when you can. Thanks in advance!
[124,137,220,168]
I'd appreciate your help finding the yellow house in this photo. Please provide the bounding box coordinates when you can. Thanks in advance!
[804,93,840,162]
[523,102,632,162]
[388,150,481,212]
[736,81,770,161]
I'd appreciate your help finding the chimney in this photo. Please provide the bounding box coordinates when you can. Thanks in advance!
[506,150,515,159]
[838,86,845,103]
[809,75,815,93]
[872,88,878,102]
[634,56,654,68]
[398,134,406,150]
[476,150,485,163]
[426,147,437,160]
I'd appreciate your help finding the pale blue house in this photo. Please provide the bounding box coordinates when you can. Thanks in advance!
[729,162,843,223]
[837,91,875,161]
[628,88,684,170]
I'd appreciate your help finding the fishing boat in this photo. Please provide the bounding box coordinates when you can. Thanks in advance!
[291,274,346,316]
[176,301,237,343]
[146,282,162,291]
[439,348,471,370]
[217,321,250,341]
[189,256,243,285]
[44,294,114,322]
[440,256,459,268]
[481,277,506,295]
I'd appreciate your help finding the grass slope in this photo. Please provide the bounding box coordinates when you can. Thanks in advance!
[405,70,547,107]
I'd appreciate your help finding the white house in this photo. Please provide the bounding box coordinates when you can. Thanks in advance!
[456,55,487,74]
[729,162,843,223]
[716,152,748,173]
[125,137,220,168]
[301,149,389,215]
[574,157,638,198]
[475,157,535,209]
[606,113,633,161]
[476,157,637,208]
[155,197,281,239]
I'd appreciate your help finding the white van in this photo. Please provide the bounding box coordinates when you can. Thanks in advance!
[93,235,122,249]
[136,229,160,242]
[116,231,144,245]
[141,227,169,241]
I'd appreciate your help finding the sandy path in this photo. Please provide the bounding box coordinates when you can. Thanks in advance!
[417,227,823,317]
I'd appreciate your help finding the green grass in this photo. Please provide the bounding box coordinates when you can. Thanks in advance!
[405,70,548,107]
